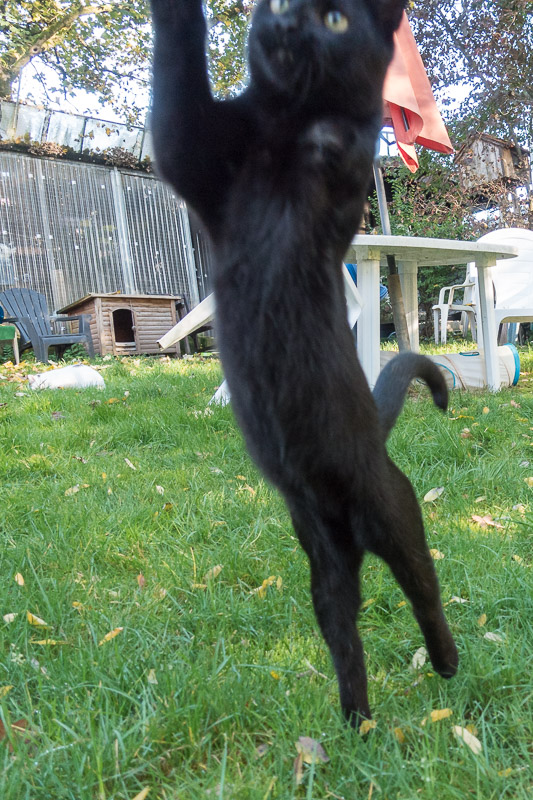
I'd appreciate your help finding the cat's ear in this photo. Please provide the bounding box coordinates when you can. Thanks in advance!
[372,0,407,37]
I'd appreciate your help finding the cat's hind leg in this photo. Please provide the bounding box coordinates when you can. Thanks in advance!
[289,504,371,725]
[369,463,458,679]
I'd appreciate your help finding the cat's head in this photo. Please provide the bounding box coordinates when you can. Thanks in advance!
[248,0,406,113]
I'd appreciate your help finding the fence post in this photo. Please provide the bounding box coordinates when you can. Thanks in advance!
[110,167,136,294]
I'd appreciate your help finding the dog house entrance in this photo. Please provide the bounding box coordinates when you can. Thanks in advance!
[112,308,137,354]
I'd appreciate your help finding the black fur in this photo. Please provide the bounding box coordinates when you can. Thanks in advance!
[150,0,458,724]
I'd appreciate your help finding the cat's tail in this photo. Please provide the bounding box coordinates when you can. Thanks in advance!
[372,352,448,440]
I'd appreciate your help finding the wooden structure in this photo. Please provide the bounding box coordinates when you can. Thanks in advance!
[455,133,530,192]
[58,293,184,356]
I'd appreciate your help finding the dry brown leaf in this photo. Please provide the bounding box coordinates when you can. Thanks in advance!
[471,514,504,529]
[293,752,304,785]
[14,572,24,586]
[0,718,28,751]
[452,725,482,755]
[429,549,445,560]
[137,573,146,589]
[295,736,329,764]
[98,627,123,645]
[203,565,223,582]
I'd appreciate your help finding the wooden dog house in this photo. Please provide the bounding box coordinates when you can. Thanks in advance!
[58,293,185,356]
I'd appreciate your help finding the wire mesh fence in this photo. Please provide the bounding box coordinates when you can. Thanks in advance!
[0,151,200,312]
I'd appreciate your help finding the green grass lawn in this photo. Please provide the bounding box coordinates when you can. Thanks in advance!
[0,346,532,799]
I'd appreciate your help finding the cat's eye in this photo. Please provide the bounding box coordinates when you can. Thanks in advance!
[324,10,349,33]
[270,0,290,13]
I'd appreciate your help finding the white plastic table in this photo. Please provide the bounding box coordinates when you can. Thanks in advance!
[347,235,517,391]
[159,235,518,393]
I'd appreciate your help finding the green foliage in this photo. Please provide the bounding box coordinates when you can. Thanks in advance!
[0,352,532,797]
[410,0,533,149]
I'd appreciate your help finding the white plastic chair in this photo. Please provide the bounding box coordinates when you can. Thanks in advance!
[432,265,477,344]
[433,228,533,345]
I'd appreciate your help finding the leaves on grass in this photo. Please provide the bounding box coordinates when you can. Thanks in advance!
[471,514,504,529]
[484,632,503,643]
[393,727,405,743]
[147,669,158,685]
[0,718,28,751]
[155,485,164,495]
[0,686,13,699]
[204,565,223,582]
[98,627,123,645]
[295,736,329,764]
[411,646,428,670]
[26,611,51,629]
[524,477,533,487]
[452,725,482,755]
[429,549,445,560]
[424,487,444,502]
[421,708,453,725]
[3,612,17,623]
[124,458,137,471]
[64,484,90,496]
[14,572,24,586]
[251,575,282,598]
[477,613,487,627]
[137,573,146,589]
[131,789,151,800]
[359,719,377,735]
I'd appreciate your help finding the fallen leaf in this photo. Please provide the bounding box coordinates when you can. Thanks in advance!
[3,612,17,623]
[512,554,524,565]
[276,576,283,590]
[162,502,174,512]
[427,708,453,724]
[361,597,375,610]
[510,400,520,408]
[411,646,428,670]
[498,768,513,778]
[477,613,487,627]
[429,549,445,560]
[203,565,223,582]
[452,725,482,755]
[0,718,28,751]
[295,736,329,764]
[124,458,137,471]
[397,600,407,608]
[131,789,151,800]
[252,576,277,598]
[137,573,146,589]
[256,743,269,758]
[460,428,472,439]
[424,487,444,502]
[524,477,533,487]
[484,631,503,643]
[147,669,158,684]
[293,752,304,786]
[474,495,487,503]
[155,485,164,495]
[359,719,377,735]
[393,727,405,743]
[14,573,24,586]
[191,583,207,590]
[471,514,504,529]
[0,686,13,698]
[31,639,68,646]
[482,407,490,415]
[270,670,281,680]
[98,627,123,645]
[26,611,51,629]
[64,483,89,496]
[72,601,84,611]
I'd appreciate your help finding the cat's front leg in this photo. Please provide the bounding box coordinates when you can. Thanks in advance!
[150,0,226,220]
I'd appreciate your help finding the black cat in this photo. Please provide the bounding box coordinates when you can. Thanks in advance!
[150,0,458,724]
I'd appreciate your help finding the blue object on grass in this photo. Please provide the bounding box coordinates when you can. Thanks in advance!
[345,263,388,301]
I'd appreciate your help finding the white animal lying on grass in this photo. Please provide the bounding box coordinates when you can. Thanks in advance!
[28,364,105,390]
